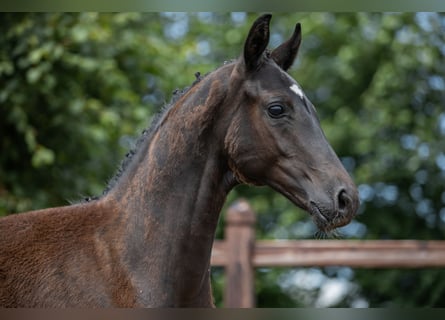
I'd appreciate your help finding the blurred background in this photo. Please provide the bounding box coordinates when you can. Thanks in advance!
[0,12,444,307]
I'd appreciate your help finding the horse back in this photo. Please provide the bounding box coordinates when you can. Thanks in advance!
[0,202,135,307]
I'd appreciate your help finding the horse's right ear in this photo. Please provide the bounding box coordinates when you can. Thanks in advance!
[271,22,302,71]
[242,14,272,72]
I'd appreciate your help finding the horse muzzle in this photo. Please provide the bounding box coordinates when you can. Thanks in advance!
[309,184,359,232]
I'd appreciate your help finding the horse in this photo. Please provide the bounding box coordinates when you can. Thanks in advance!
[0,14,359,307]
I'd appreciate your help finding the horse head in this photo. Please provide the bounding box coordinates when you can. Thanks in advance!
[224,14,359,232]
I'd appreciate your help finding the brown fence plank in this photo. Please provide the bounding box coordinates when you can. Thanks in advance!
[211,240,445,268]
[223,200,256,308]
[253,240,445,268]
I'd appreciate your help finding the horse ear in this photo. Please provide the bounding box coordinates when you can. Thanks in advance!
[271,23,302,71]
[243,14,272,72]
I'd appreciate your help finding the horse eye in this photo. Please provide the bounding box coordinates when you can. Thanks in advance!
[267,105,285,118]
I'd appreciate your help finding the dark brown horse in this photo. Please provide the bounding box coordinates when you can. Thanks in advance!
[0,14,359,307]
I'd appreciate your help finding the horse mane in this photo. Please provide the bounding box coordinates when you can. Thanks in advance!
[82,70,212,202]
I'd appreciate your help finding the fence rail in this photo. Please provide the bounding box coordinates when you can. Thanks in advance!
[212,239,445,268]
[211,199,445,307]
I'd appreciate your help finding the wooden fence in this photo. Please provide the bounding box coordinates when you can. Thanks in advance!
[211,199,445,307]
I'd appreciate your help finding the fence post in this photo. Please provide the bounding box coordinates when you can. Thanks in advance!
[223,199,256,308]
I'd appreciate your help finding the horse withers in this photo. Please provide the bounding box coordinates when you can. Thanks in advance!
[0,14,359,307]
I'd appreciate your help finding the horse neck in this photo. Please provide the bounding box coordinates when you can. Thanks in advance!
[103,67,236,306]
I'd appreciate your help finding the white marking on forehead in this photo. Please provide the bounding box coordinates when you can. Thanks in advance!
[290,84,304,99]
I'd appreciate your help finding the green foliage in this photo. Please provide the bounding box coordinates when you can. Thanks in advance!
[256,268,302,307]
[1,12,445,307]
[1,13,154,212]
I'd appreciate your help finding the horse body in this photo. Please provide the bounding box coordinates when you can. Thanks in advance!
[0,15,359,307]
[0,202,117,307]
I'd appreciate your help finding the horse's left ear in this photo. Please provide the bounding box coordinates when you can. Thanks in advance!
[271,23,302,71]
[243,14,272,72]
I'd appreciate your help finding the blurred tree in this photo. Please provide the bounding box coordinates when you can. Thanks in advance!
[1,12,444,307]
[1,13,155,213]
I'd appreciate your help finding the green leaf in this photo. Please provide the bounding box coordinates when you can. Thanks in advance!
[31,146,55,168]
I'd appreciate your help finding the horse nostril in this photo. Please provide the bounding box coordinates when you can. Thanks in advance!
[337,189,350,213]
